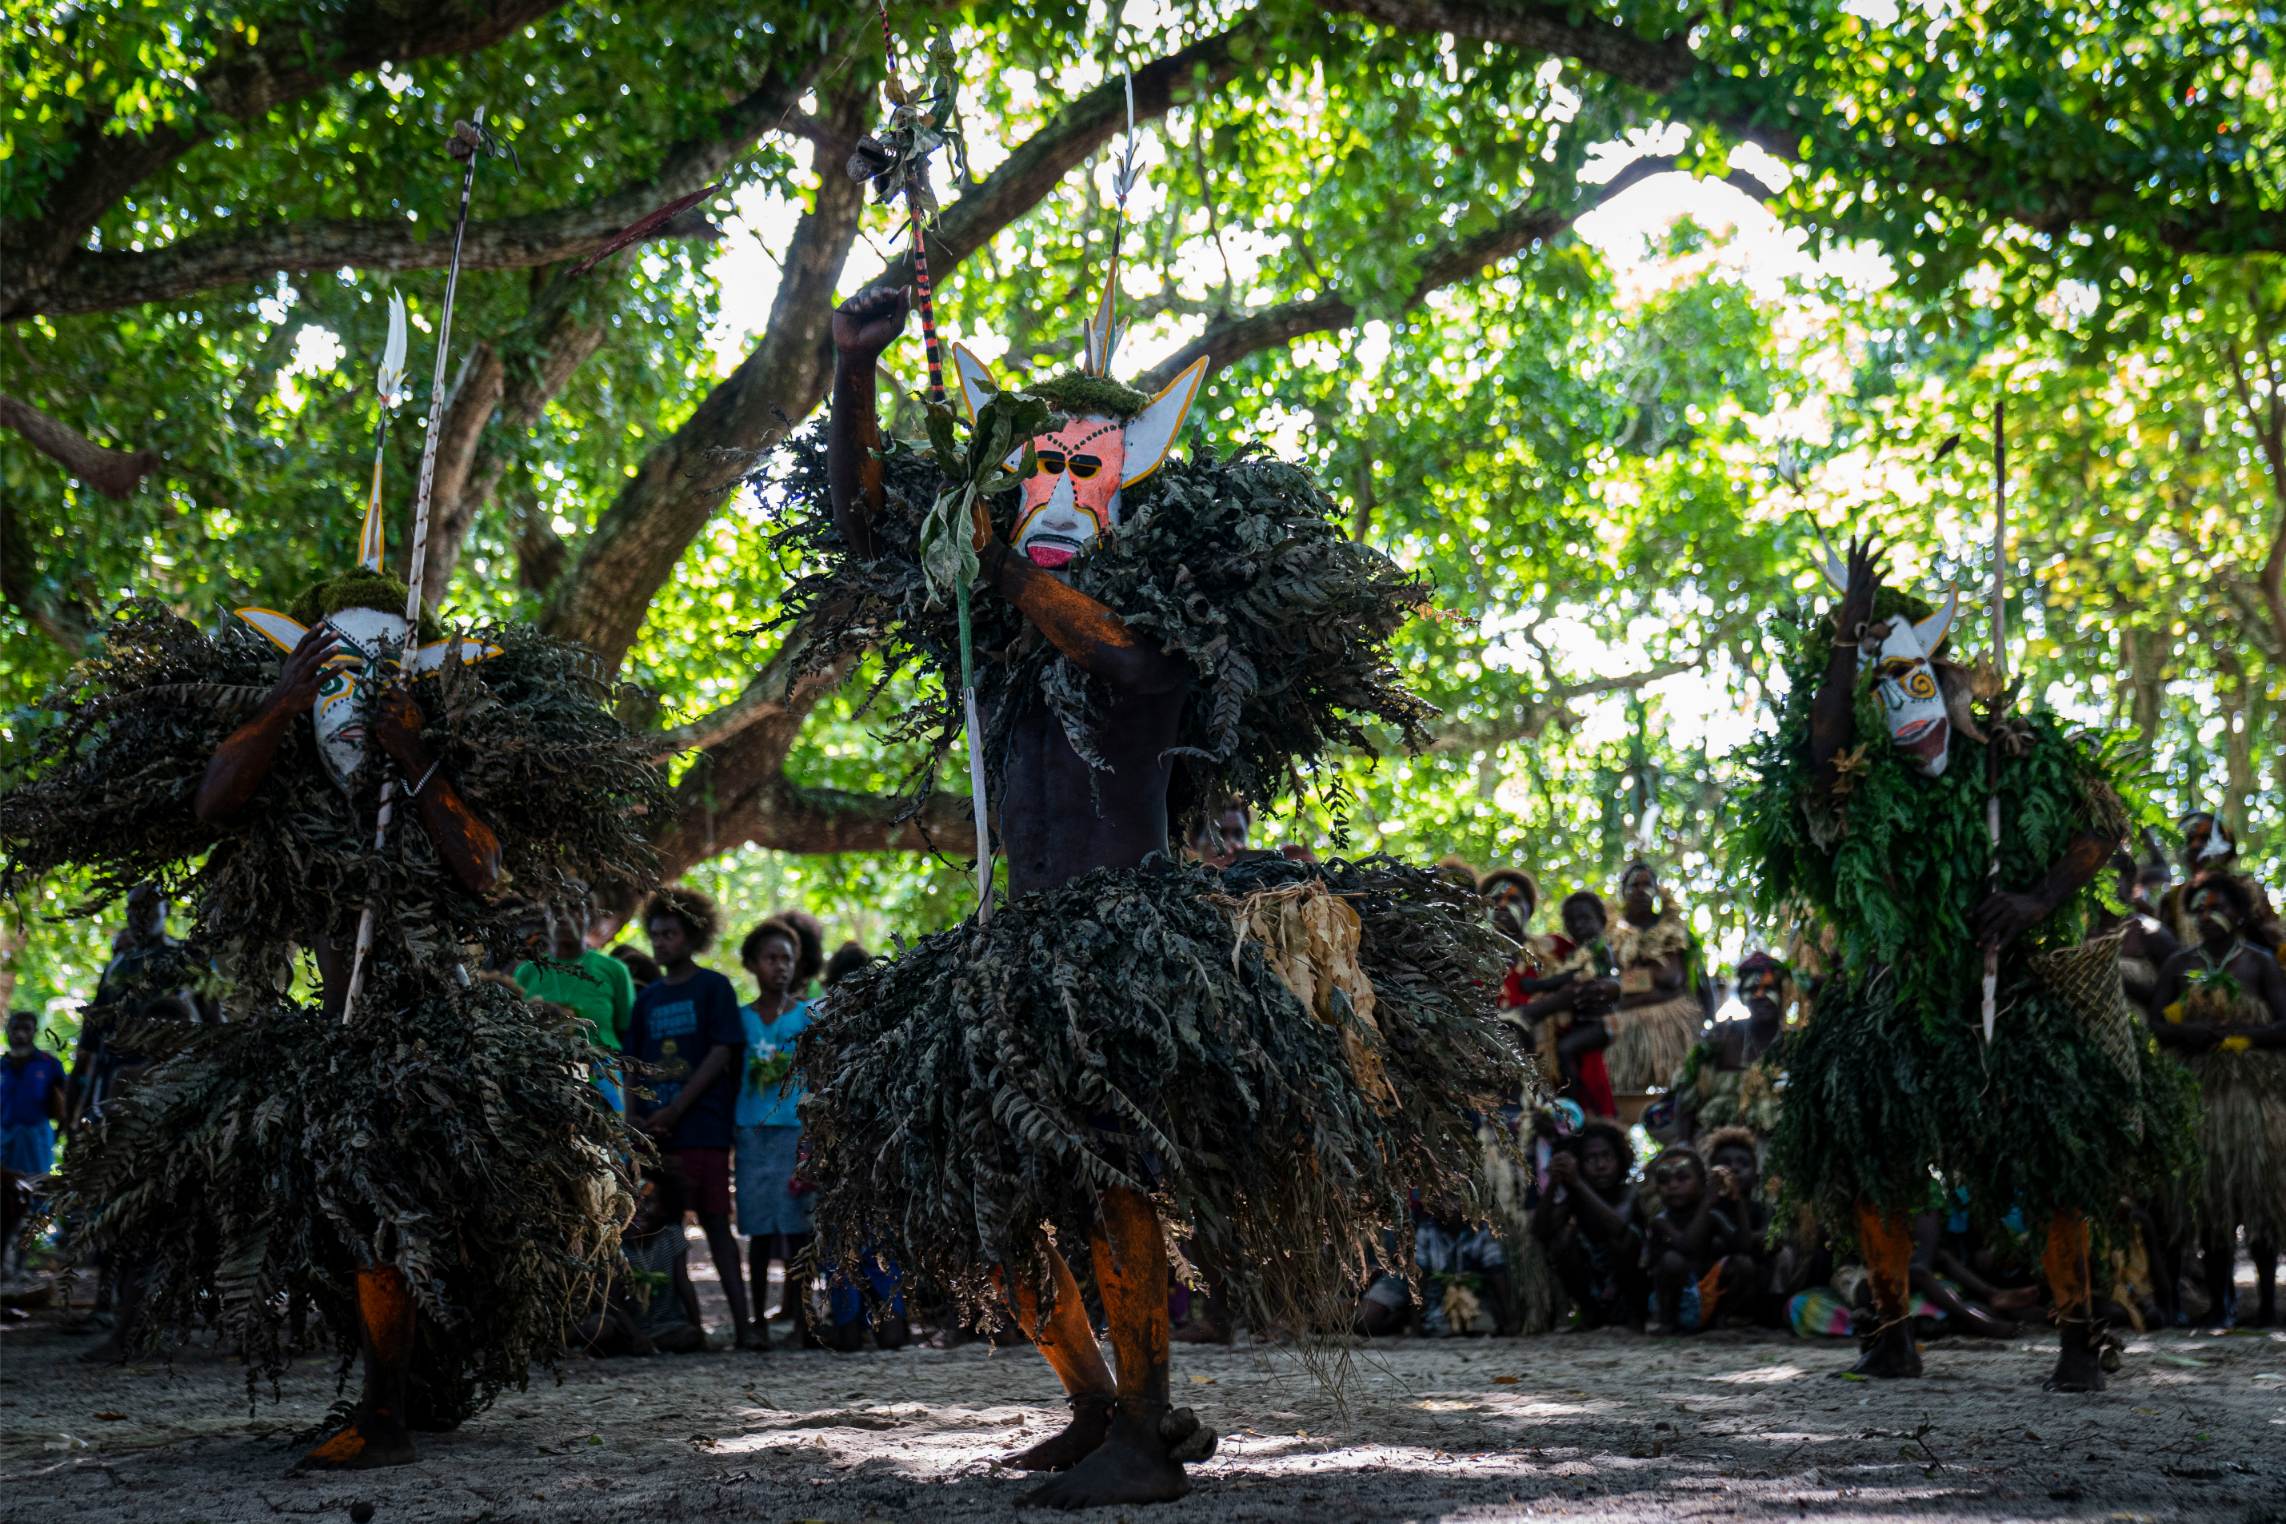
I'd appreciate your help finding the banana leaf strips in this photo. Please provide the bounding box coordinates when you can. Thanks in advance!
[799,853,1532,1334]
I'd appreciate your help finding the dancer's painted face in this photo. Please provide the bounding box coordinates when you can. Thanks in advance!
[1013,415,1127,571]
[1859,593,1958,778]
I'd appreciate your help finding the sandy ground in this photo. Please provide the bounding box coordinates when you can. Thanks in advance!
[4,1263,2281,1524]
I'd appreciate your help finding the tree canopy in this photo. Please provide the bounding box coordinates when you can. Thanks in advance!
[4,0,2280,1014]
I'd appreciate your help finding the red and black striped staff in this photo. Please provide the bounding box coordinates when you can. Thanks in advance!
[874,2,948,406]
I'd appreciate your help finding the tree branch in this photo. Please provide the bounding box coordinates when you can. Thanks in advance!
[655,775,973,873]
[16,50,832,320]
[1341,0,2284,257]
[1,0,570,319]
[871,18,1265,293]
[538,85,874,670]
[0,394,159,498]
[28,205,722,321]
[1136,152,1721,390]
[1341,0,1697,91]
[420,269,611,603]
[538,23,1265,675]
[1427,657,1697,752]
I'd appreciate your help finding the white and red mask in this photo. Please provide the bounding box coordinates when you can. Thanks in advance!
[1861,592,1959,777]
[950,347,1208,575]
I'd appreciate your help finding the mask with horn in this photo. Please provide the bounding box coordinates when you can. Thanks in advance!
[946,69,1209,576]
[1819,546,1968,778]
[234,294,497,793]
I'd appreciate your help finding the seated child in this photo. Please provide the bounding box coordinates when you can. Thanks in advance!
[1641,1143,1757,1334]
[1533,1117,1647,1329]
[599,1167,707,1356]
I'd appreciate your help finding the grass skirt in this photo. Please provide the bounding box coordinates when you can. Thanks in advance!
[799,854,1527,1332]
[53,973,637,1425]
[1769,961,2195,1238]
[1608,992,1703,1093]
[2183,1049,2286,1243]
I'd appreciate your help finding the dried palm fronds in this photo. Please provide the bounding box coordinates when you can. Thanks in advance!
[800,853,1529,1342]
[760,430,1434,830]
[1,600,667,983]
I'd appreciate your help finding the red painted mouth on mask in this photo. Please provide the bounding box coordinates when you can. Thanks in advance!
[1025,535,1084,569]
[1894,717,1941,747]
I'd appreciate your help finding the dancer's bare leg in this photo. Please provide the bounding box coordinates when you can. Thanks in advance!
[1022,1188,1193,1509]
[1845,1204,1923,1378]
[995,1248,1116,1472]
[2043,1211,2105,1392]
[296,1267,418,1470]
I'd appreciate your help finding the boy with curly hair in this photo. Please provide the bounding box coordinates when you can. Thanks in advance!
[630,885,755,1348]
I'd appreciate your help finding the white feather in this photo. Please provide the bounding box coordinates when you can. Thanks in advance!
[378,292,410,409]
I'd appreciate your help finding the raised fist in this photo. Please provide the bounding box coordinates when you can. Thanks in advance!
[833,286,910,360]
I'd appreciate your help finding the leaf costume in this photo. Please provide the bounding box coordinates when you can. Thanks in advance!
[767,432,1434,824]
[1737,605,2192,1236]
[1606,912,1702,1093]
[768,427,1527,1336]
[2171,981,2286,1244]
[1,597,664,1424]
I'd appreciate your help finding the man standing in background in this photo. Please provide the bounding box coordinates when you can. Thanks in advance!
[513,893,637,1111]
[628,886,754,1350]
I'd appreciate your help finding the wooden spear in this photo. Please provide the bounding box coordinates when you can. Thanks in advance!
[1982,396,2006,1044]
[342,109,489,1016]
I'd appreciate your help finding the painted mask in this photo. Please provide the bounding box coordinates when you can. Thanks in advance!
[950,346,1208,575]
[236,605,494,792]
[1861,595,1958,776]
[1818,550,1967,779]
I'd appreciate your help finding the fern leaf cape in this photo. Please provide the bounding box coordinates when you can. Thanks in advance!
[1736,608,2192,1232]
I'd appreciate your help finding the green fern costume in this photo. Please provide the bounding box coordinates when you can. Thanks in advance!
[1737,607,2192,1237]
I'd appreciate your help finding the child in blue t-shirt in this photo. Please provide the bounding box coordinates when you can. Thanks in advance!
[735,920,814,1348]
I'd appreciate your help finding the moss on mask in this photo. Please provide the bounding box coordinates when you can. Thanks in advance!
[1026,371,1151,421]
[287,571,445,643]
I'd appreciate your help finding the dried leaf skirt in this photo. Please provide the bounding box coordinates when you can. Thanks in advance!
[1607,991,1704,1093]
[55,974,637,1426]
[2182,1048,2286,1243]
[799,854,1528,1331]
[1768,960,2196,1236]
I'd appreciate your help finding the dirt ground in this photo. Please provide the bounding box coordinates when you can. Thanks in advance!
[4,1267,2281,1524]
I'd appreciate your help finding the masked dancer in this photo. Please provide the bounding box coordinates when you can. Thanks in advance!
[1741,539,2191,1390]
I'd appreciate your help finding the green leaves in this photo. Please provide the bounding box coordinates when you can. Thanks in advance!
[914,388,1044,609]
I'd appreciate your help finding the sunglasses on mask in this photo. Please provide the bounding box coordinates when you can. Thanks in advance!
[1033,450,1105,480]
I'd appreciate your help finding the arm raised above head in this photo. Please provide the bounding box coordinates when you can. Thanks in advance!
[826,287,911,562]
[1810,537,1880,793]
